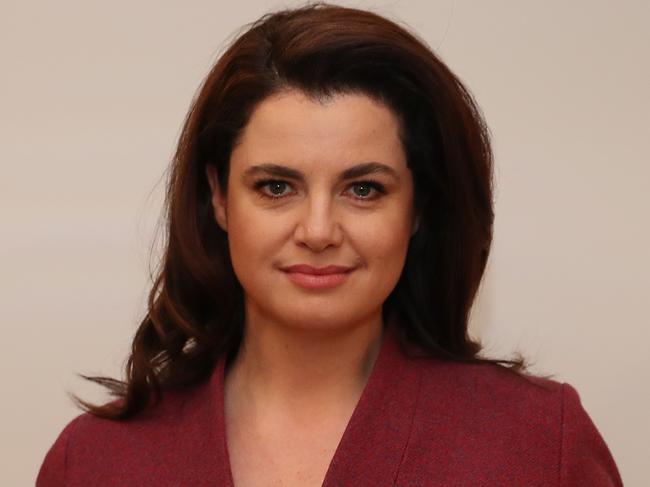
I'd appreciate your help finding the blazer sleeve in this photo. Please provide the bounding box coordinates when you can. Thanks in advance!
[560,383,624,486]
[36,416,80,486]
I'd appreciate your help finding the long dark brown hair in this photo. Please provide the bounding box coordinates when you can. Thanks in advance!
[76,2,535,420]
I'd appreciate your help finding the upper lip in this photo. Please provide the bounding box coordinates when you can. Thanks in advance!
[280,264,356,275]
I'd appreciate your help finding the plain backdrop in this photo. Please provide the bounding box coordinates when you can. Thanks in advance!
[1,1,648,485]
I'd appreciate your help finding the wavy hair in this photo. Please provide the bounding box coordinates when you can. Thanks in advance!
[76,2,533,419]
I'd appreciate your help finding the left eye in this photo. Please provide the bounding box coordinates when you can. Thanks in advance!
[262,180,291,197]
[350,182,377,198]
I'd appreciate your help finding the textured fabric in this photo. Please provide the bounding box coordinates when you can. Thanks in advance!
[37,321,624,486]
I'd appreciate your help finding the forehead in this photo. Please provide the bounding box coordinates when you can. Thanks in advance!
[230,90,406,173]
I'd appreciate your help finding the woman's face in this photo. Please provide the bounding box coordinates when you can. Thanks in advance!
[206,89,417,334]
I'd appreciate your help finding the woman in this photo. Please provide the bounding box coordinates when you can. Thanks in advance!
[37,3,623,486]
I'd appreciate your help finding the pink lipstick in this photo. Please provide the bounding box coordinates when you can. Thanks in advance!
[280,264,356,289]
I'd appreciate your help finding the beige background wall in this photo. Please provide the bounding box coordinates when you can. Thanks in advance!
[2,1,647,485]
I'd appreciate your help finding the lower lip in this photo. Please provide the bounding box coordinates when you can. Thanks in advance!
[283,270,353,289]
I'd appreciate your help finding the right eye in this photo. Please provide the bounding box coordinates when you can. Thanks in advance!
[254,179,294,199]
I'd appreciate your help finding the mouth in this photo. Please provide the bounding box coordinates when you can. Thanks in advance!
[279,264,356,275]
[279,264,356,289]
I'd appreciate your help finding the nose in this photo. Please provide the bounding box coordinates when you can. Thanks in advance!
[293,194,344,252]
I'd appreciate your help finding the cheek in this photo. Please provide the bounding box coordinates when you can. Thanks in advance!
[343,210,412,311]
[224,200,289,287]
[350,206,412,261]
[226,205,269,260]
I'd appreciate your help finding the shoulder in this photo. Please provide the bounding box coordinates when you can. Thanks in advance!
[36,407,171,487]
[416,357,563,414]
[36,413,82,486]
[399,358,623,486]
[411,358,565,446]
[36,382,214,486]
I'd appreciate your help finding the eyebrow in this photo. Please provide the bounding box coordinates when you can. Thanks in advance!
[241,162,401,183]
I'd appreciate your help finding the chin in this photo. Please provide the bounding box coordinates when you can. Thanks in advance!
[274,304,376,333]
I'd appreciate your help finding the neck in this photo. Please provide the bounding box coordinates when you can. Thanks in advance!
[224,311,384,422]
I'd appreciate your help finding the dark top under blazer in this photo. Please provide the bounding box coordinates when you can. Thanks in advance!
[37,320,624,486]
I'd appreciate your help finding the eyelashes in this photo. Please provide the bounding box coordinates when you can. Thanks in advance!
[252,179,387,202]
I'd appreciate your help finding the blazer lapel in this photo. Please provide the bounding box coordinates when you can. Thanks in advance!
[208,351,236,487]
[321,319,423,486]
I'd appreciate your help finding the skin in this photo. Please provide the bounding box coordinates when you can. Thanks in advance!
[206,89,418,484]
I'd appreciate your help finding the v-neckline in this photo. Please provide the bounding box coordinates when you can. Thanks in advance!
[211,318,423,487]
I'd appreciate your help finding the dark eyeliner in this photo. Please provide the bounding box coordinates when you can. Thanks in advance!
[355,181,386,195]
[253,179,292,199]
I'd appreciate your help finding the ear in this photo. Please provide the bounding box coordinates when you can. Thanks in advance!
[411,212,421,237]
[205,165,228,232]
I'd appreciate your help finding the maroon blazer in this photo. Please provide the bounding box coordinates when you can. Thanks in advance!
[37,321,623,486]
